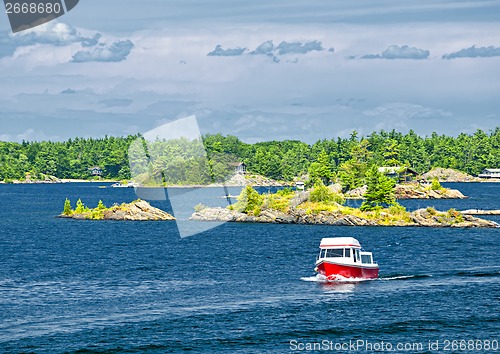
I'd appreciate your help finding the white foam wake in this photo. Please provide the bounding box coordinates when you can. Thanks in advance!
[301,274,329,283]
[301,274,373,283]
[381,275,416,281]
[380,274,432,281]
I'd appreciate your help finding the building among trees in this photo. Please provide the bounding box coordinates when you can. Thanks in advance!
[88,166,103,177]
[478,168,500,178]
[230,162,247,175]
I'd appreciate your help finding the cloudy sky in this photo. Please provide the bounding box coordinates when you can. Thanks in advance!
[1,0,499,143]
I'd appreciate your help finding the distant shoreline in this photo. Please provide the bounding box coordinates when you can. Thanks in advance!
[0,179,119,184]
[1,179,499,186]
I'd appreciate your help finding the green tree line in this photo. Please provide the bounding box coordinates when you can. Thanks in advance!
[1,128,499,182]
[0,135,137,181]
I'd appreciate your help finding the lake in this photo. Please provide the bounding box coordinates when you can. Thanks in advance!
[0,183,499,353]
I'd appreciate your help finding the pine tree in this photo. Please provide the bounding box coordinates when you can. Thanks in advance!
[383,139,400,166]
[75,198,85,214]
[431,177,442,191]
[338,140,371,190]
[233,185,263,213]
[308,150,332,185]
[360,166,396,211]
[97,200,106,210]
[63,198,72,215]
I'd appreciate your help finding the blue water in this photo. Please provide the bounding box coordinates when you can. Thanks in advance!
[0,183,499,353]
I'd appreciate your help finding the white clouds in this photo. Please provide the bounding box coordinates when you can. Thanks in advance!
[359,45,430,60]
[9,22,96,46]
[1,21,134,66]
[207,39,326,63]
[276,40,324,55]
[81,33,102,47]
[207,45,247,56]
[249,40,274,55]
[72,39,134,62]
[443,45,500,59]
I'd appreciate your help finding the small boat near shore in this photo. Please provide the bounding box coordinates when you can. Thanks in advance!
[315,237,379,280]
[111,182,140,188]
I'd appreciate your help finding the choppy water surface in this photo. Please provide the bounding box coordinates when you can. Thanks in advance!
[0,183,498,353]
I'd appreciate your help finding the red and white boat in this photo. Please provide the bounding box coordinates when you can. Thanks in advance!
[315,237,379,280]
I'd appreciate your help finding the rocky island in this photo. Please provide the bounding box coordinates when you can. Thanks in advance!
[192,204,497,228]
[190,183,498,228]
[59,199,175,221]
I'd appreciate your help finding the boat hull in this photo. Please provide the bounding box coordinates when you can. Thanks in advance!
[316,261,379,280]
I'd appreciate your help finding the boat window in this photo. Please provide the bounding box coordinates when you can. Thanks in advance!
[326,249,343,258]
[344,248,351,258]
[355,249,360,262]
[361,254,372,264]
[320,249,327,258]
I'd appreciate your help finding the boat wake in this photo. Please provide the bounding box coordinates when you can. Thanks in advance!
[301,274,373,283]
[454,270,500,278]
[379,274,432,281]
[303,268,500,287]
[300,274,328,283]
[380,269,500,281]
[301,274,435,283]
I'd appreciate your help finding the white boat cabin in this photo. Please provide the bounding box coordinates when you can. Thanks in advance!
[317,237,376,265]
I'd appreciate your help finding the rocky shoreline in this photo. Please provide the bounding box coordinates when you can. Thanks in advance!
[2,178,118,184]
[421,167,500,182]
[60,200,175,221]
[394,184,466,199]
[345,183,467,199]
[191,206,498,228]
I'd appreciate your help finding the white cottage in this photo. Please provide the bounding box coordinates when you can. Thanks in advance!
[478,169,500,178]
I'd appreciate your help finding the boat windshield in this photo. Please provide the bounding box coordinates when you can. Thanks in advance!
[326,249,343,258]
[361,254,373,264]
[319,248,354,258]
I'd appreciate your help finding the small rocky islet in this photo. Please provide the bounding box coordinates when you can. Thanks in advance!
[59,199,175,221]
[345,183,466,199]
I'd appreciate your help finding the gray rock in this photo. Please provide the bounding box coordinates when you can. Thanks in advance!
[345,185,367,199]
